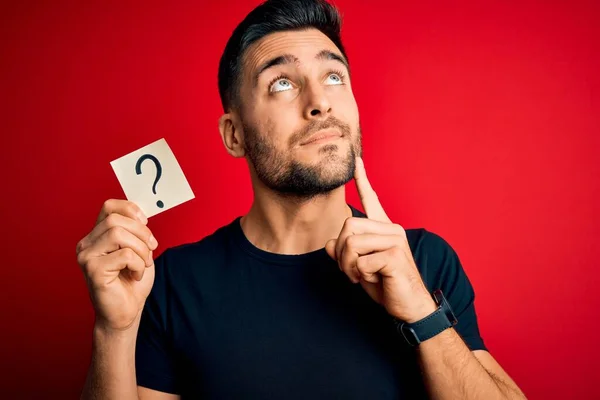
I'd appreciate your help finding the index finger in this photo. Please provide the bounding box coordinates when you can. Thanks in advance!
[96,199,148,226]
[354,157,390,223]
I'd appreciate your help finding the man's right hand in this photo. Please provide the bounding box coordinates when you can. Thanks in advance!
[76,199,159,332]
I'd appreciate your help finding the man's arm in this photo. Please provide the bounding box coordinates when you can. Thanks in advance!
[330,160,524,398]
[80,317,179,400]
[416,327,526,400]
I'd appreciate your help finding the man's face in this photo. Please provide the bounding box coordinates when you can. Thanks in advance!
[238,28,362,198]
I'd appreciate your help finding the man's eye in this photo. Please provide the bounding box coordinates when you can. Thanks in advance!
[270,78,293,93]
[325,73,344,85]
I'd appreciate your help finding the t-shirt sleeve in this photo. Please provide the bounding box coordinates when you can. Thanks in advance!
[135,248,180,394]
[419,230,488,352]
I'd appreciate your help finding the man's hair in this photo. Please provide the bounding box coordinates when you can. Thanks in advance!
[217,0,349,112]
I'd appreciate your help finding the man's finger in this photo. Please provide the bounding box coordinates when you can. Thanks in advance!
[354,157,390,222]
[339,233,401,283]
[97,199,148,226]
[334,217,403,263]
[325,239,337,260]
[356,247,402,281]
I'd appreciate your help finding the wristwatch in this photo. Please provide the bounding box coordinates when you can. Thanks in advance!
[394,289,458,347]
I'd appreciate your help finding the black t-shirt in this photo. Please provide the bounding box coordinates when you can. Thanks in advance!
[136,205,487,398]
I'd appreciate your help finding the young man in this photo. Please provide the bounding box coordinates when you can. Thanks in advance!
[77,0,526,398]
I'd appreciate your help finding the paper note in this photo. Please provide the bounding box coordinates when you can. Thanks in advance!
[110,138,195,218]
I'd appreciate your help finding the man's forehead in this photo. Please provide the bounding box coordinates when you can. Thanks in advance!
[242,29,342,76]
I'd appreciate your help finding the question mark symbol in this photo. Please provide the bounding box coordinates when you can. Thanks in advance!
[135,154,164,208]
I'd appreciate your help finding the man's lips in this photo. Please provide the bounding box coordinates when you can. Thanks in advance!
[300,129,343,145]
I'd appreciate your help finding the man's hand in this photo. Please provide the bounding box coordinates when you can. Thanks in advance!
[76,199,159,332]
[325,157,437,323]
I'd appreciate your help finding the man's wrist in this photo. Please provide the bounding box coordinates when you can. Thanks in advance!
[93,314,142,342]
[393,297,439,324]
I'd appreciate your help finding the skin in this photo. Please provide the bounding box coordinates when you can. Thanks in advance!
[78,28,526,400]
[218,28,362,256]
[219,27,526,400]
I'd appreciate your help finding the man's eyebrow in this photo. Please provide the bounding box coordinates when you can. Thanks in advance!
[254,54,298,86]
[314,49,349,71]
[253,49,349,86]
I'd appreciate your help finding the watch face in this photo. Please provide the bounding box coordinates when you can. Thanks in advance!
[445,306,458,326]
[433,290,458,325]
[432,289,444,305]
[400,324,421,346]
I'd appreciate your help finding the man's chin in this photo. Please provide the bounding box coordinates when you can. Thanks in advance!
[266,161,353,197]
[315,161,355,189]
[312,147,355,177]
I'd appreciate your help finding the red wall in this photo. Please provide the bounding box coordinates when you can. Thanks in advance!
[1,1,598,398]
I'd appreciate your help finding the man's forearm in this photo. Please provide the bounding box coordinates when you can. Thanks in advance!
[416,328,525,400]
[81,319,140,400]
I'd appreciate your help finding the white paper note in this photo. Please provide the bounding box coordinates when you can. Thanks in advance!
[110,138,195,218]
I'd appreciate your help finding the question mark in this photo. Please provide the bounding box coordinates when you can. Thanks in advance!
[135,154,164,208]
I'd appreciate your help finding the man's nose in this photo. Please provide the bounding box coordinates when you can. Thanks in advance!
[303,84,332,120]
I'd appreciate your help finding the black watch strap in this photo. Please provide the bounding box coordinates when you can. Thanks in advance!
[394,289,458,346]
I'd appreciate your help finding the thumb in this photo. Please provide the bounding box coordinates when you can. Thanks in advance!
[325,239,337,260]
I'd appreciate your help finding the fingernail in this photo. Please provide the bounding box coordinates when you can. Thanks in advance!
[148,250,154,265]
[148,235,157,248]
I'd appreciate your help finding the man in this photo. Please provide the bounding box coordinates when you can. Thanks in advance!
[77,0,526,398]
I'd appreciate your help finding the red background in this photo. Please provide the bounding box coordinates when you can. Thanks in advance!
[1,0,599,398]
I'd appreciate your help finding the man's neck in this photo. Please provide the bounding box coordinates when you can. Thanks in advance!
[240,186,352,255]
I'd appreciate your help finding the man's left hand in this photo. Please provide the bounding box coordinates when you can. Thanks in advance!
[325,157,438,323]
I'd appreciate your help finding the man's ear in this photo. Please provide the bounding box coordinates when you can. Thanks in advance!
[218,112,246,158]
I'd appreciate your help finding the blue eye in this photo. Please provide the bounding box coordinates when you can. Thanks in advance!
[268,70,346,93]
[270,78,293,93]
[326,73,343,85]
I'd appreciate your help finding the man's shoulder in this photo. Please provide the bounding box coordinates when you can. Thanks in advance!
[351,205,455,258]
[155,218,238,272]
[405,227,464,284]
[405,227,456,258]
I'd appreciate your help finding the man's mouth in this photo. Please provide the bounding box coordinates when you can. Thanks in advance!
[300,129,343,146]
